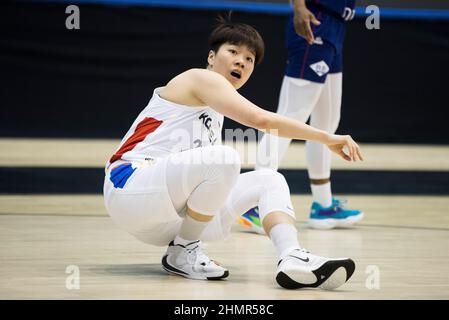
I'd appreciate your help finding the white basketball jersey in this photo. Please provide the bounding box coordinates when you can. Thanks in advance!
[109,87,224,165]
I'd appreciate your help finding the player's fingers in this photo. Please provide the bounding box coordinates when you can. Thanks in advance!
[348,137,358,161]
[349,139,363,162]
[342,152,352,162]
[345,139,354,161]
[303,21,314,44]
[351,144,357,162]
[293,22,301,36]
[356,144,364,161]
[352,142,359,161]
[311,14,321,26]
[337,148,351,162]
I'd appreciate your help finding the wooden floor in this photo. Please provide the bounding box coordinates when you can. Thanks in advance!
[1,139,448,299]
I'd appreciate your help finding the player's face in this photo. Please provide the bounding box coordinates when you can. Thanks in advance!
[207,43,255,89]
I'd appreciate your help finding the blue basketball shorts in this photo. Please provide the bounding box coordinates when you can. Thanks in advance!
[284,11,346,83]
[285,40,343,83]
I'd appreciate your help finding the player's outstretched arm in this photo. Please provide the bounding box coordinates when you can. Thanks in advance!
[191,69,363,162]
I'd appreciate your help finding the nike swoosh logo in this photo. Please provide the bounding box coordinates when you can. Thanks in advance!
[289,255,309,263]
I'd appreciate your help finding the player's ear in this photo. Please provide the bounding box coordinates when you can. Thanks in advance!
[207,50,216,67]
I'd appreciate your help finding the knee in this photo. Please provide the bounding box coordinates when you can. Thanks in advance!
[220,145,241,178]
[206,145,241,179]
[257,169,289,191]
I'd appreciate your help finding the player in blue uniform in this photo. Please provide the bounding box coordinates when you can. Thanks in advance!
[238,0,363,232]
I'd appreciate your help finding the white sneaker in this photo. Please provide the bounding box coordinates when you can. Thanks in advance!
[276,248,355,290]
[162,240,229,280]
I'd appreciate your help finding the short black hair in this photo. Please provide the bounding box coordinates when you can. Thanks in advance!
[208,14,265,65]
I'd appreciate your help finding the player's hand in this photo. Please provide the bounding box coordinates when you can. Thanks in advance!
[325,134,364,162]
[293,5,321,45]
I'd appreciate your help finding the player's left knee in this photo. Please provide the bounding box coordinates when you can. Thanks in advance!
[256,169,289,191]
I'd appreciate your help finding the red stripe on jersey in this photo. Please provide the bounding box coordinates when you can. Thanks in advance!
[109,117,163,163]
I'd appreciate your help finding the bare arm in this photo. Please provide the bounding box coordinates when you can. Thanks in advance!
[191,69,363,161]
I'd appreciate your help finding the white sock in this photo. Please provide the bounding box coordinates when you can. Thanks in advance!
[311,182,332,207]
[269,223,301,260]
[175,214,210,245]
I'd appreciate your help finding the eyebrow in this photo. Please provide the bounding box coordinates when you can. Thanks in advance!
[227,44,256,58]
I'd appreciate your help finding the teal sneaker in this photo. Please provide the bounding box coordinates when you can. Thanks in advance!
[308,198,364,230]
[237,207,266,235]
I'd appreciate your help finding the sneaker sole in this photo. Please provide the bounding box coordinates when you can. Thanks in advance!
[162,255,229,281]
[236,218,265,235]
[276,259,355,290]
[308,212,364,230]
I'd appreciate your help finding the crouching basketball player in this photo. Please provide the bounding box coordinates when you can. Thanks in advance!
[103,18,363,290]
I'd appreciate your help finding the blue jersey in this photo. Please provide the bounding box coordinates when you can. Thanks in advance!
[285,0,356,82]
[306,0,355,21]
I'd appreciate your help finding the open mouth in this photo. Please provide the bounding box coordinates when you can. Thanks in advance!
[230,71,241,80]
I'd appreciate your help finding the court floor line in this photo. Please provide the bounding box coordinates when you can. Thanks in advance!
[1,212,448,232]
